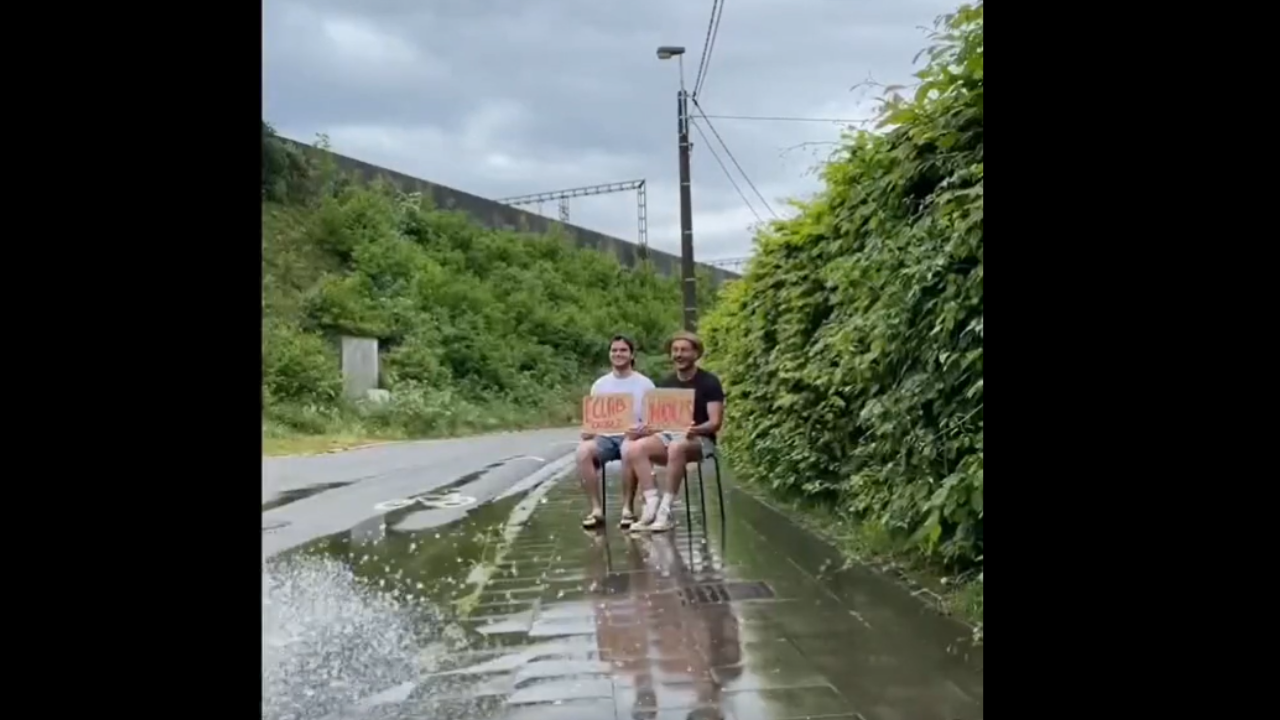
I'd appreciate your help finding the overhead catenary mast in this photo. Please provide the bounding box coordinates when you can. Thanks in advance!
[496,179,649,257]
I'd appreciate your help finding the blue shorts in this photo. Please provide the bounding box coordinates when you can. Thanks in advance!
[594,435,626,463]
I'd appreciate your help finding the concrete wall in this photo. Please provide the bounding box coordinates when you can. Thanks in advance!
[281,138,739,284]
[340,336,379,399]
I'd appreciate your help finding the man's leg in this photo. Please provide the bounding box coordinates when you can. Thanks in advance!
[619,440,639,520]
[575,439,604,522]
[652,435,705,532]
[622,436,669,527]
[664,436,706,499]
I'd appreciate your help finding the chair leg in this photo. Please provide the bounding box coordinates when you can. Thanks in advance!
[599,463,607,526]
[682,463,693,536]
[696,461,709,532]
[714,456,726,528]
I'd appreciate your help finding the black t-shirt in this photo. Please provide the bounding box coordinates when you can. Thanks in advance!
[657,368,726,443]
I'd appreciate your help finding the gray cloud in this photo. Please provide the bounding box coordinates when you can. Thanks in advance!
[264,0,956,262]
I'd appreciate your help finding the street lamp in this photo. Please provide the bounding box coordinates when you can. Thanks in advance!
[657,45,697,332]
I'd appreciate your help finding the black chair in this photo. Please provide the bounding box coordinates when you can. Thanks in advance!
[684,448,726,536]
[599,449,725,533]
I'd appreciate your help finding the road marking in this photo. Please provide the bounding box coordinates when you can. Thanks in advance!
[421,493,476,509]
[373,492,477,512]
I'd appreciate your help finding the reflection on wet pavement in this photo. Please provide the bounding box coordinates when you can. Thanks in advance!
[262,481,353,512]
[264,463,983,720]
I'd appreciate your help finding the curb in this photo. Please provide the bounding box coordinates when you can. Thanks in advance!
[456,454,576,614]
[264,427,582,459]
[263,440,405,459]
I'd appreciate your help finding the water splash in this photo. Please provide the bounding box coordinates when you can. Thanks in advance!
[262,553,441,720]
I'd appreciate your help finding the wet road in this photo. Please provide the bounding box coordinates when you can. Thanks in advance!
[262,428,580,559]
[262,430,983,720]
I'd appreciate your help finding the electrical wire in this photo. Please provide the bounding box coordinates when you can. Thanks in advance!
[691,97,778,219]
[690,117,764,225]
[698,113,870,124]
[692,0,724,99]
[698,2,725,99]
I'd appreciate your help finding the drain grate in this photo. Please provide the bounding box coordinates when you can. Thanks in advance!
[678,581,775,606]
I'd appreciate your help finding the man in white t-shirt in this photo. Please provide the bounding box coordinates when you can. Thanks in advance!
[577,334,655,530]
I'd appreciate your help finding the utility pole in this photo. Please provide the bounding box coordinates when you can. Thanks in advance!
[677,88,697,332]
[659,45,698,332]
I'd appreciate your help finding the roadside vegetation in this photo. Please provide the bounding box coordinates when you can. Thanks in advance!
[701,2,983,634]
[262,125,713,455]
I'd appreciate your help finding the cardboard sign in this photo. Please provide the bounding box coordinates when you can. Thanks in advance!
[642,389,695,432]
[582,393,635,434]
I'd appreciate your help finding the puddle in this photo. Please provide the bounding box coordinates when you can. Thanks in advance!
[263,481,353,512]
[263,461,983,720]
[264,478,531,720]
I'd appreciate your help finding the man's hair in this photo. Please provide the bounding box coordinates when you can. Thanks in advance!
[610,334,637,368]
[665,330,704,358]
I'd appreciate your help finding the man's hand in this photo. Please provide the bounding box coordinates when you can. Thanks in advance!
[581,432,596,441]
[625,423,652,440]
[685,424,703,437]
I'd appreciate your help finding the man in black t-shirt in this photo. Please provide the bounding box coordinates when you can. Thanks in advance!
[621,331,726,533]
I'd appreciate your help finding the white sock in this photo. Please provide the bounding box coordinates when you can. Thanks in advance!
[654,494,674,522]
[639,489,659,522]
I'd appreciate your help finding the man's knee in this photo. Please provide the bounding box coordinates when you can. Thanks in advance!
[667,438,699,463]
[624,436,663,461]
[622,439,646,461]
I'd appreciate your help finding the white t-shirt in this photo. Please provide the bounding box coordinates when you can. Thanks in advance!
[590,370,655,435]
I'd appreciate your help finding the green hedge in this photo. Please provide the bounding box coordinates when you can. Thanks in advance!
[702,2,983,567]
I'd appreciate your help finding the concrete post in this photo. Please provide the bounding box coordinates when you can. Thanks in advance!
[340,336,379,400]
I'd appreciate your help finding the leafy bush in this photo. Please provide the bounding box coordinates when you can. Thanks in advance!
[261,124,708,440]
[262,319,342,406]
[701,2,983,568]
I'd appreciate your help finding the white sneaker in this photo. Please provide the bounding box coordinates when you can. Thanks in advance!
[630,503,661,534]
[648,509,674,533]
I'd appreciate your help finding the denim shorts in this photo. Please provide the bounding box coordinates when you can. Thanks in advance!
[594,435,626,463]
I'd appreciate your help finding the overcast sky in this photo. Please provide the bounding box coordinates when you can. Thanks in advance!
[264,0,955,263]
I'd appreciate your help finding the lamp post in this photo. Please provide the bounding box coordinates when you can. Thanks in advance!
[657,45,698,332]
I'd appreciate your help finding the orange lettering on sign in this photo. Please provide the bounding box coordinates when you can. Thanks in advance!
[641,389,696,432]
[581,393,634,433]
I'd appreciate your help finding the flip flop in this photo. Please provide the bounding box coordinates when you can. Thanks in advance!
[581,513,604,530]
[618,510,636,529]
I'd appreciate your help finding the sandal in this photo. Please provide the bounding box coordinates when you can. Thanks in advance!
[618,510,636,529]
[581,513,604,530]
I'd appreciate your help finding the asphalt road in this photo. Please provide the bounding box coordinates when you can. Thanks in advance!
[261,427,581,559]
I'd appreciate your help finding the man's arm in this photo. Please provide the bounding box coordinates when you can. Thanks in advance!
[690,376,726,436]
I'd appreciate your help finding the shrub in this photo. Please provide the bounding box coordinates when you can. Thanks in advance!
[262,320,342,406]
[701,2,983,567]
[261,123,712,438]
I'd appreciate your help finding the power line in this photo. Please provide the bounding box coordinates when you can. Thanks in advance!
[693,0,726,99]
[691,97,778,219]
[692,1,717,96]
[690,118,763,225]
[699,113,871,124]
